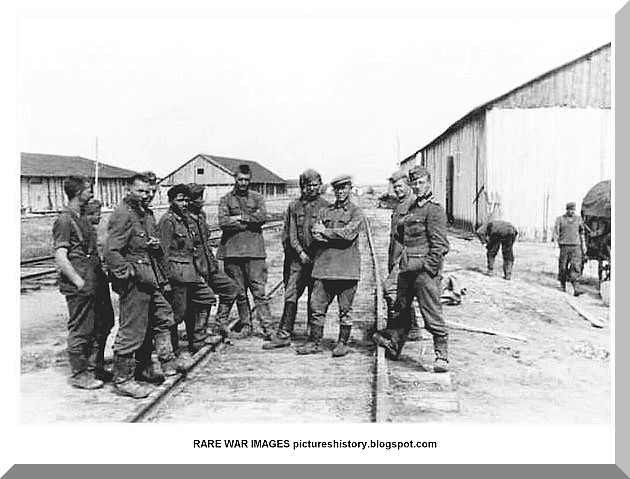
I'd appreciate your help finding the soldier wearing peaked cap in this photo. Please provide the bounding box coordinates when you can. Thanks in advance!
[373,166,451,373]
[297,174,365,358]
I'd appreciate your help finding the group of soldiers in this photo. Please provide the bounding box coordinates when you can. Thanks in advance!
[52,159,587,397]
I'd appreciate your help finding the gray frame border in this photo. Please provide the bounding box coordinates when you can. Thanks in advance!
[5,6,627,479]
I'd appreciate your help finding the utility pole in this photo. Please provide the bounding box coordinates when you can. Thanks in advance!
[395,132,401,165]
[94,137,99,200]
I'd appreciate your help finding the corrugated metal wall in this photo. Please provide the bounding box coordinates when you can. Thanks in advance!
[485,107,612,240]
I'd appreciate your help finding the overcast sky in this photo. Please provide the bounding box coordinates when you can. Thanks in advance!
[18,16,612,184]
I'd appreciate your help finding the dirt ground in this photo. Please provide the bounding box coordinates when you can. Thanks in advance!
[20,204,611,423]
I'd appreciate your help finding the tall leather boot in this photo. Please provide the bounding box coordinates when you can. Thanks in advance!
[133,334,166,384]
[113,353,153,398]
[87,336,113,382]
[407,303,422,341]
[232,300,252,338]
[487,254,495,276]
[189,307,210,353]
[156,330,185,376]
[68,351,103,390]
[503,261,513,280]
[262,302,295,350]
[254,300,274,340]
[296,324,323,355]
[332,325,352,357]
[433,335,449,373]
[207,301,233,345]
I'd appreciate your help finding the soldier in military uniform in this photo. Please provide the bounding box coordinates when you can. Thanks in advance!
[52,177,104,390]
[218,164,273,339]
[83,199,115,382]
[554,202,586,296]
[373,166,450,373]
[159,184,216,356]
[264,169,329,350]
[104,173,180,398]
[382,170,421,342]
[476,219,519,279]
[297,174,364,357]
[186,184,239,346]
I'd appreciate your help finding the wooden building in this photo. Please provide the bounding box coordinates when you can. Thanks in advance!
[21,152,137,213]
[400,43,612,240]
[157,153,287,205]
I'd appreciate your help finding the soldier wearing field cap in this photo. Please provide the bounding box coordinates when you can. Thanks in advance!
[297,174,365,357]
[373,166,450,373]
[554,202,586,296]
[476,219,518,280]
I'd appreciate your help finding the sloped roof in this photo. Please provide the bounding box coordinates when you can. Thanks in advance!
[201,154,286,184]
[21,152,137,179]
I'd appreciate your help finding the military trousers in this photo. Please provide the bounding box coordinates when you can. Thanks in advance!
[383,264,418,330]
[113,281,175,356]
[310,279,358,329]
[94,268,115,340]
[558,245,583,285]
[393,270,447,338]
[169,279,216,325]
[205,270,238,305]
[224,257,272,330]
[65,292,97,356]
[487,232,517,265]
[285,258,314,304]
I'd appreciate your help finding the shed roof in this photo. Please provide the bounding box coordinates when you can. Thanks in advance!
[21,152,137,179]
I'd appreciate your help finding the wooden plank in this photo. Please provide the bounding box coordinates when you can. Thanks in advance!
[446,320,528,342]
[566,297,605,328]
[390,370,453,387]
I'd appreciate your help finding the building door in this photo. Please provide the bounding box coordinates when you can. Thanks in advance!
[446,156,455,224]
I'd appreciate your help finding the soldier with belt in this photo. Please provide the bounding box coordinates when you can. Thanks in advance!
[53,177,104,390]
[159,184,216,356]
[554,202,586,296]
[297,174,364,357]
[186,184,239,346]
[373,166,450,373]
[104,173,180,398]
[382,170,421,342]
[263,169,329,350]
[476,219,518,280]
[218,164,273,339]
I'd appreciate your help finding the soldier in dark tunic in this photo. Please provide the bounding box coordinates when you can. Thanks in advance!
[373,166,451,373]
[297,174,364,357]
[476,219,518,279]
[554,202,586,296]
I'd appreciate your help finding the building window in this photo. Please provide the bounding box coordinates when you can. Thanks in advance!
[197,168,204,175]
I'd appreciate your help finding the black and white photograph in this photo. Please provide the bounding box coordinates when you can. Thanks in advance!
[17,13,613,433]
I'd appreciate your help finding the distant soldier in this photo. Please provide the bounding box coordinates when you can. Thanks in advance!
[373,166,450,373]
[554,202,586,296]
[297,174,364,357]
[382,170,421,342]
[159,184,216,355]
[83,199,115,382]
[187,184,239,346]
[104,173,180,398]
[263,169,329,350]
[475,219,518,280]
[218,164,273,339]
[52,177,103,390]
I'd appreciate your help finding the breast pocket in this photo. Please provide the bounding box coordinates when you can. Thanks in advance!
[406,218,425,237]
[130,227,148,250]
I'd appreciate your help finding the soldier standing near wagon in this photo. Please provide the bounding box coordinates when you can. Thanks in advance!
[218,164,273,339]
[186,184,239,346]
[373,166,450,373]
[554,202,586,296]
[104,173,181,398]
[297,174,364,357]
[263,169,329,350]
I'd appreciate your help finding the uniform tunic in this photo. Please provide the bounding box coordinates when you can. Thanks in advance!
[554,214,585,285]
[476,220,518,264]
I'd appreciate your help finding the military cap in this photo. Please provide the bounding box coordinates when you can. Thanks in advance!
[188,183,205,200]
[167,183,191,201]
[566,202,576,210]
[84,199,102,214]
[409,166,430,181]
[139,171,158,185]
[388,170,408,183]
[330,174,352,188]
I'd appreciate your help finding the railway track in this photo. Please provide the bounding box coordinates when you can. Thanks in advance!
[129,218,459,423]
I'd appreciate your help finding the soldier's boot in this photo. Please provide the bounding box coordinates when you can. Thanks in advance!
[373,328,405,360]
[504,261,513,280]
[87,336,113,382]
[135,359,165,384]
[113,354,153,398]
[296,325,323,355]
[158,329,185,377]
[232,300,252,338]
[262,302,296,350]
[571,281,584,297]
[433,336,449,373]
[68,352,104,390]
[189,307,211,353]
[384,296,396,330]
[407,305,422,342]
[207,301,234,345]
[332,325,352,358]
[560,281,567,292]
[486,255,495,276]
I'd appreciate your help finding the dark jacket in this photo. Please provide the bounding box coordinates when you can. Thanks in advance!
[217,189,267,259]
[388,193,415,273]
[396,194,449,276]
[288,195,331,258]
[188,209,219,278]
[104,196,168,290]
[158,207,201,284]
[476,220,518,243]
[554,214,585,246]
[311,199,364,281]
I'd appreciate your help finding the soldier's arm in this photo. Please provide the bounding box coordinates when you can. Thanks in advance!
[475,223,488,244]
[158,217,175,261]
[241,194,267,225]
[218,196,246,231]
[288,203,305,256]
[52,216,84,289]
[103,210,133,279]
[553,217,561,242]
[319,207,364,243]
[424,205,450,276]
